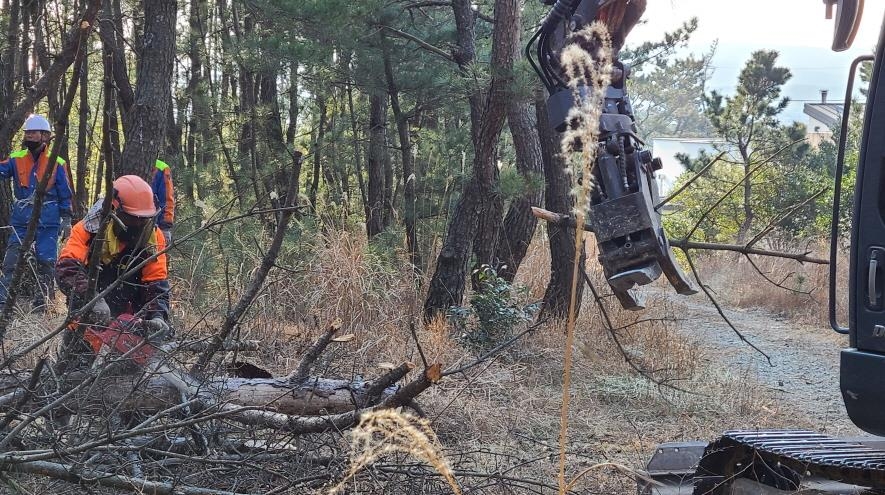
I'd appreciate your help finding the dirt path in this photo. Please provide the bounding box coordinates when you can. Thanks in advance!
[666,289,863,436]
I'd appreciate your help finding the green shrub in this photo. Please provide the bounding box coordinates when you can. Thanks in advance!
[447,265,540,351]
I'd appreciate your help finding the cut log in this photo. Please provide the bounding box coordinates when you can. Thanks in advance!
[0,370,398,416]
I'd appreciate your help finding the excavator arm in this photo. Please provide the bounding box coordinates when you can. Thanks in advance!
[528,0,696,309]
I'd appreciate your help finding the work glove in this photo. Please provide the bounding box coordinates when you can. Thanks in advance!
[90,298,111,326]
[60,215,72,240]
[143,317,171,340]
[161,228,172,247]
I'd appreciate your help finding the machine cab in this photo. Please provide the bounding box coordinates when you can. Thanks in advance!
[838,0,885,435]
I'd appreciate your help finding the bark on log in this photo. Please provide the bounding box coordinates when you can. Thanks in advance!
[0,370,398,416]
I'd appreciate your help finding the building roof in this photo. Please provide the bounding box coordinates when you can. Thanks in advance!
[804,102,844,128]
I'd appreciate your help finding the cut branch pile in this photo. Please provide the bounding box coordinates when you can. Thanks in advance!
[0,318,442,493]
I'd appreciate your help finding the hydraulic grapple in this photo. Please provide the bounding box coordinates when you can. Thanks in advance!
[527,0,696,309]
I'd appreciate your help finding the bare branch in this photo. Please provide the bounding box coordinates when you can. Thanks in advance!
[684,139,804,240]
[401,1,494,22]
[363,362,415,407]
[744,187,829,248]
[669,239,827,264]
[378,24,455,63]
[0,0,102,148]
[744,255,812,295]
[531,207,825,265]
[287,318,343,384]
[192,159,303,375]
[5,460,250,495]
[679,249,772,365]
[580,270,695,393]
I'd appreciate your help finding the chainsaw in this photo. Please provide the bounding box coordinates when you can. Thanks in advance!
[78,313,196,397]
[526,0,697,309]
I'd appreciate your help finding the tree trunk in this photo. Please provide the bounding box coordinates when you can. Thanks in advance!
[0,0,101,153]
[98,0,134,116]
[0,0,21,138]
[321,108,340,206]
[737,144,753,243]
[495,102,544,282]
[75,37,89,217]
[308,97,327,210]
[346,82,369,224]
[118,0,177,180]
[165,96,185,194]
[536,91,584,319]
[424,0,521,318]
[185,0,210,201]
[286,64,299,146]
[381,34,419,266]
[366,92,391,237]
[18,4,30,90]
[258,66,289,214]
[0,0,23,254]
[451,0,481,145]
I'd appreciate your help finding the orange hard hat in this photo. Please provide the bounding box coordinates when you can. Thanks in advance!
[113,175,158,218]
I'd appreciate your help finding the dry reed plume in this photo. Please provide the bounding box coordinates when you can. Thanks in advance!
[557,21,613,494]
[330,409,462,495]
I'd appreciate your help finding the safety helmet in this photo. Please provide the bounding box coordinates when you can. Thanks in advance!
[113,175,158,218]
[23,114,52,132]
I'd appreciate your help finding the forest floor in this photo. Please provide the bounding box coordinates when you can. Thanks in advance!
[401,242,858,494]
[5,236,857,494]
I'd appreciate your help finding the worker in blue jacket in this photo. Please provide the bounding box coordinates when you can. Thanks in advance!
[152,159,175,245]
[0,114,74,312]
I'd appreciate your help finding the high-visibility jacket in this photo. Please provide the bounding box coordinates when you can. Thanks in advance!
[0,149,73,228]
[56,220,170,321]
[152,160,175,230]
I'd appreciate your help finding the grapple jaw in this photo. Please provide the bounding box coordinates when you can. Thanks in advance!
[586,86,697,310]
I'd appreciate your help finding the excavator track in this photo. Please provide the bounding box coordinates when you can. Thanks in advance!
[693,430,885,494]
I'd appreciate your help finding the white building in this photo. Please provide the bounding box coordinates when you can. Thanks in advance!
[648,92,845,195]
[803,91,843,147]
[650,137,731,193]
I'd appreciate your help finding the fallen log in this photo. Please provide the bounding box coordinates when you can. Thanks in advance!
[0,369,400,416]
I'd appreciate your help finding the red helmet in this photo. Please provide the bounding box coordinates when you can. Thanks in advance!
[113,175,158,218]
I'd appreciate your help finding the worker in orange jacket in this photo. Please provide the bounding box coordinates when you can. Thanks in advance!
[56,175,170,334]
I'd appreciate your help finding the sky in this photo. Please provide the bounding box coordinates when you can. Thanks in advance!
[629,0,885,123]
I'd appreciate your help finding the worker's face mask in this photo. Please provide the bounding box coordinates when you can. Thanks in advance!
[21,131,47,154]
[21,139,43,154]
[113,212,152,244]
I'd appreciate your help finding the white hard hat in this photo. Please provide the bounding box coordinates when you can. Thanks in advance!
[23,114,51,132]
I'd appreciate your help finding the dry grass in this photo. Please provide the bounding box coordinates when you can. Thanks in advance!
[688,243,844,327]
[7,223,823,494]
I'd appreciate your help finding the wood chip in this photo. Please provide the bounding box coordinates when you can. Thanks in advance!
[426,363,442,383]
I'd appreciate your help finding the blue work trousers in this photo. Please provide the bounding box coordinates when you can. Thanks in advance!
[0,225,59,307]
